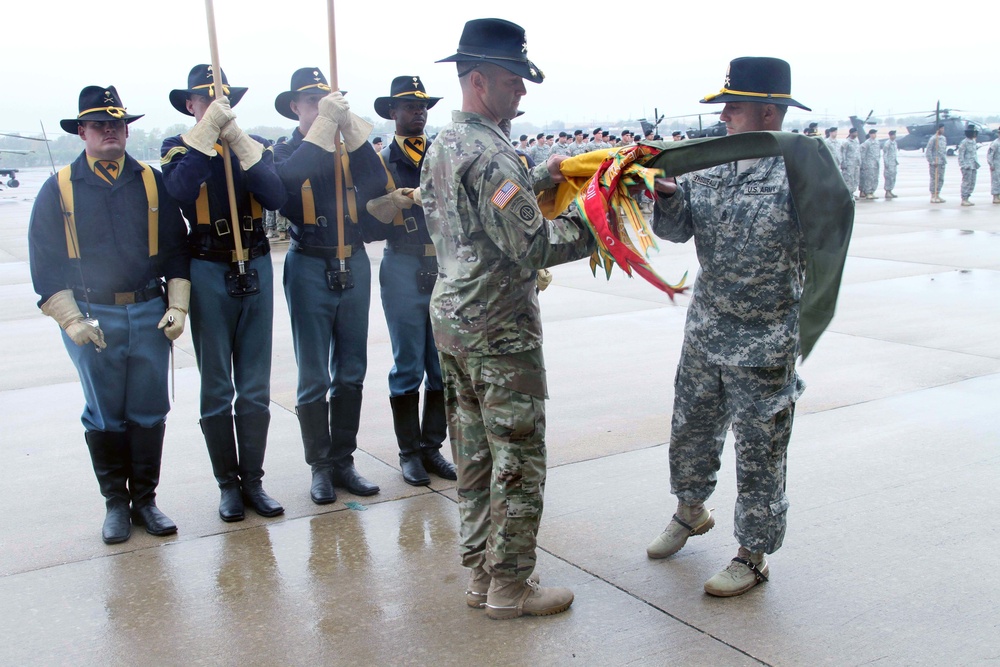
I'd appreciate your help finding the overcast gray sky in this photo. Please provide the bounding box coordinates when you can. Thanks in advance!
[4,0,995,137]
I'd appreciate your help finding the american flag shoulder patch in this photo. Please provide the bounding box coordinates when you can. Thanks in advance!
[490,179,521,210]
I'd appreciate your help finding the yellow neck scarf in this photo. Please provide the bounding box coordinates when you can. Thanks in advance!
[395,134,427,166]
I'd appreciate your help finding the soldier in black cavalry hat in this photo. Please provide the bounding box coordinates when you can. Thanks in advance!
[160,64,287,523]
[30,85,190,544]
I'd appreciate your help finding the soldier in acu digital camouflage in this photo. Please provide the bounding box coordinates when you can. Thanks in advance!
[421,18,595,620]
[926,123,948,203]
[840,126,861,199]
[646,57,811,598]
[882,129,899,198]
[858,128,881,199]
[957,124,980,206]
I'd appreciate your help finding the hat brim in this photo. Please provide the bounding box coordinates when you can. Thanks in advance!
[373,95,442,120]
[436,54,544,84]
[700,92,810,112]
[169,86,248,116]
[60,112,143,134]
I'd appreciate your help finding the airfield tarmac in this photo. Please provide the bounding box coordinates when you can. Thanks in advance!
[1,152,998,666]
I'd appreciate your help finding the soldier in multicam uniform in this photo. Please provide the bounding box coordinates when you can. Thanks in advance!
[858,129,881,199]
[988,127,1000,204]
[882,129,899,198]
[957,125,980,206]
[840,126,861,199]
[422,18,595,620]
[926,123,948,203]
[645,57,813,598]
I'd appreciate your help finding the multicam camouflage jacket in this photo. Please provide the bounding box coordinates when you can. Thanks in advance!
[420,111,595,357]
[652,156,805,367]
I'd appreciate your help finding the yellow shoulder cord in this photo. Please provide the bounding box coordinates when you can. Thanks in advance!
[57,166,79,259]
[139,163,159,257]
[377,153,405,228]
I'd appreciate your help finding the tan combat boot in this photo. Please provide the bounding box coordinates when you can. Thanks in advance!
[993,195,1000,204]
[466,566,539,609]
[484,577,573,620]
[961,199,974,206]
[646,503,714,559]
[704,546,769,597]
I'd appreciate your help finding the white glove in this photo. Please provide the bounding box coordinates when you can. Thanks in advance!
[411,187,423,207]
[182,97,234,156]
[536,268,553,291]
[40,290,106,349]
[318,92,351,126]
[220,120,263,171]
[366,188,414,224]
[157,279,190,341]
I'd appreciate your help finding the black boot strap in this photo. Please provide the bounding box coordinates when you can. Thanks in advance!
[672,513,695,533]
[732,557,768,582]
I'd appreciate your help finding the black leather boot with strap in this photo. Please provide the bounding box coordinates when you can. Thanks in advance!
[390,393,430,486]
[125,421,177,537]
[329,390,380,496]
[297,400,336,504]
[419,389,457,480]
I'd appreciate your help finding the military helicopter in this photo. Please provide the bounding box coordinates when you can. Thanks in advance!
[893,103,997,153]
[0,132,49,189]
[658,112,725,139]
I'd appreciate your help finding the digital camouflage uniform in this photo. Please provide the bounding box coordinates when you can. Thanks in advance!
[957,138,979,200]
[859,137,881,196]
[652,156,806,555]
[825,137,841,168]
[420,110,594,581]
[882,137,899,192]
[926,134,948,196]
[840,137,861,195]
[988,138,1000,196]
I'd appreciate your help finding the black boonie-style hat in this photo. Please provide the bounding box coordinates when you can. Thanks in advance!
[169,64,248,116]
[374,75,441,120]
[701,57,810,111]
[60,85,143,134]
[275,68,334,120]
[437,18,544,84]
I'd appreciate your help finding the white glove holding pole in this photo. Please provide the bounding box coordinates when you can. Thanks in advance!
[366,188,415,224]
[182,96,235,156]
[219,119,264,171]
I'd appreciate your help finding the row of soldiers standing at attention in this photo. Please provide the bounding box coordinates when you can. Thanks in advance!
[822,127,900,200]
[28,65,457,546]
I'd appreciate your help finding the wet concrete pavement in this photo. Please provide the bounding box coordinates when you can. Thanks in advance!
[1,153,998,666]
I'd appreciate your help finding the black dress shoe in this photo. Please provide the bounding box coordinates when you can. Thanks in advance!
[421,447,458,480]
[311,468,337,504]
[219,483,245,522]
[131,504,178,536]
[400,454,430,486]
[331,464,380,496]
[102,501,131,544]
[242,483,284,517]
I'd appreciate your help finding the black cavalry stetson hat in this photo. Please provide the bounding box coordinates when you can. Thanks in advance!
[169,64,248,116]
[60,85,143,134]
[700,57,810,111]
[274,67,333,120]
[374,76,442,120]
[437,18,544,84]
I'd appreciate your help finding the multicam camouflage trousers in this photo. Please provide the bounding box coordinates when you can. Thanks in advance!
[669,343,804,554]
[440,349,547,582]
[928,161,946,195]
[961,168,978,199]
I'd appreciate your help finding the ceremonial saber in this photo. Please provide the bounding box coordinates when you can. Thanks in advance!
[327,0,348,277]
[204,0,248,276]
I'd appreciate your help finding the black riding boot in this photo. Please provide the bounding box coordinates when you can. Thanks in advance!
[200,414,244,522]
[126,421,177,536]
[236,411,284,517]
[297,401,335,504]
[330,390,380,496]
[390,393,430,486]
[85,430,132,544]
[420,389,457,480]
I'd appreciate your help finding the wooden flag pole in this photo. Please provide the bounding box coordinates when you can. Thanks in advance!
[204,0,247,275]
[327,0,348,273]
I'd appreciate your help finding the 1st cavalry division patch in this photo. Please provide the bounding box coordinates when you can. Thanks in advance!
[490,179,520,210]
